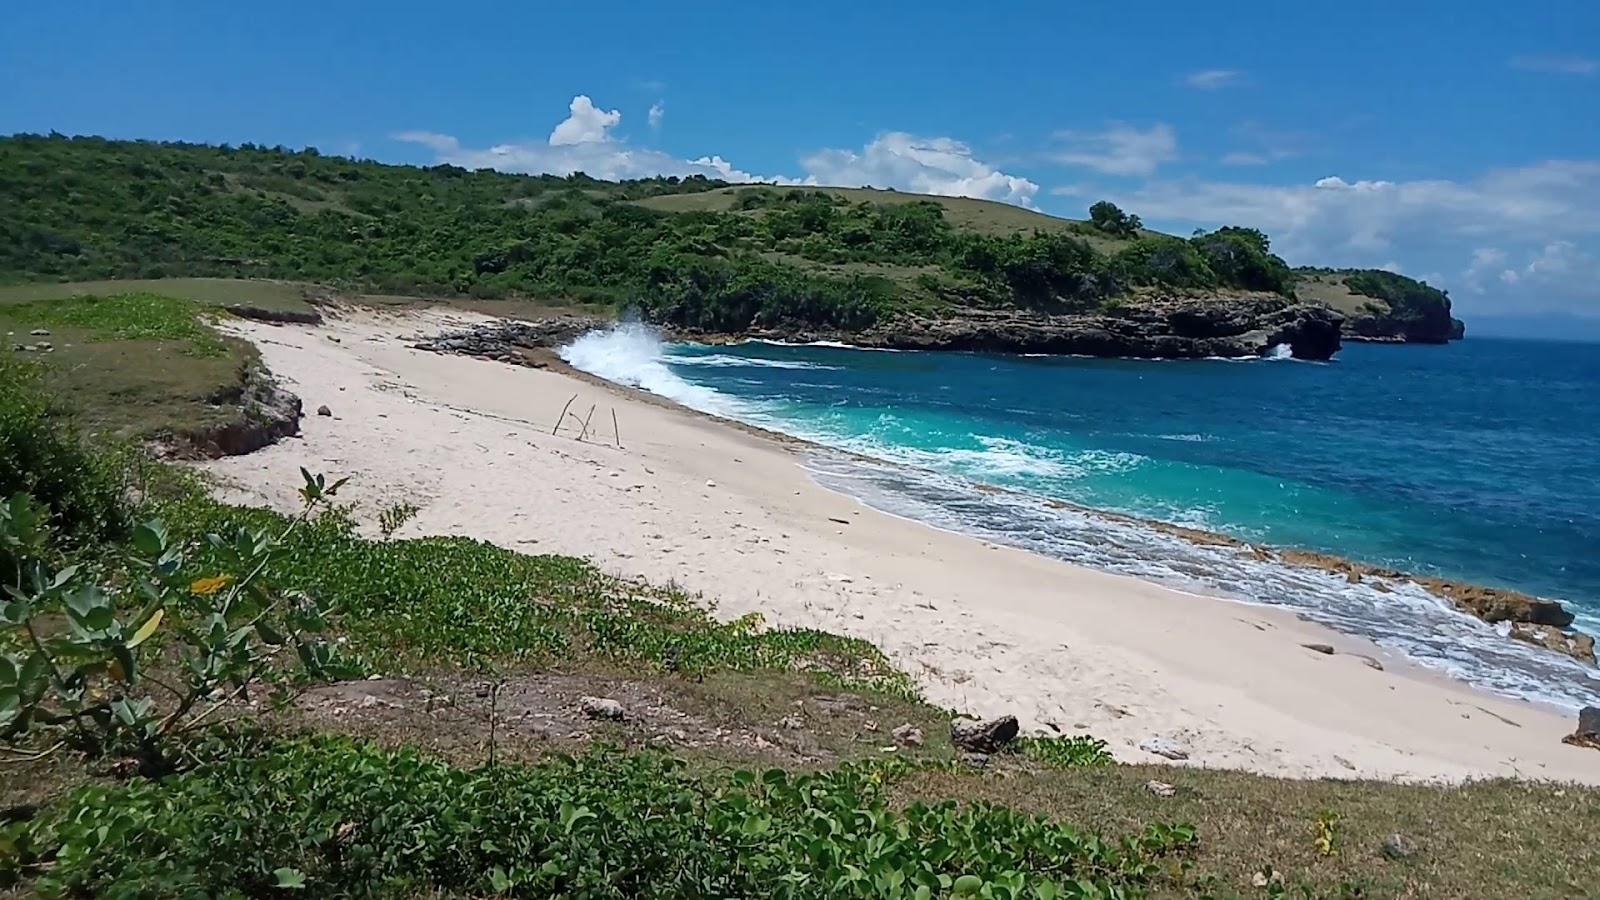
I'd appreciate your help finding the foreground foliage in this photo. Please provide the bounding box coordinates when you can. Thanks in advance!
[4,732,1195,898]
[0,471,348,771]
[0,357,129,554]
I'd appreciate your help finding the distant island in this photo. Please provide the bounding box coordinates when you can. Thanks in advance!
[1,134,1462,359]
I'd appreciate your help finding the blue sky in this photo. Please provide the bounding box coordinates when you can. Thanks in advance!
[4,1,1597,327]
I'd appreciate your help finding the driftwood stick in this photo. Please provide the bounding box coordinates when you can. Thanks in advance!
[611,408,622,449]
[579,404,597,441]
[551,394,577,435]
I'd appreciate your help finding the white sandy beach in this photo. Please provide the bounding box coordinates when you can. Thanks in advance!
[200,309,1600,784]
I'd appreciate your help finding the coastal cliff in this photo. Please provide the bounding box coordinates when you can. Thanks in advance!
[721,295,1344,360]
[1295,268,1464,344]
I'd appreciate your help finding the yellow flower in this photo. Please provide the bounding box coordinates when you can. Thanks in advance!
[189,575,233,596]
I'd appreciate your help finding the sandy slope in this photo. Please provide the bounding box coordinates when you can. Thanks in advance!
[199,310,1600,783]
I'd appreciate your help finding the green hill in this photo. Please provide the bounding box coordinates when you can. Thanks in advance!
[0,133,1456,347]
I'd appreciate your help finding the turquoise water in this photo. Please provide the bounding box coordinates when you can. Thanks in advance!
[562,327,1600,708]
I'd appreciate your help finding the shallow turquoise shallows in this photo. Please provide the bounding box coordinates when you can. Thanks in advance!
[563,327,1600,708]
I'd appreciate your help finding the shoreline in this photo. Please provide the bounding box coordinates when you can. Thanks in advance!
[436,323,1591,663]
[199,308,1600,783]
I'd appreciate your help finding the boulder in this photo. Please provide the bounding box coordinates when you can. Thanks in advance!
[1509,624,1596,665]
[578,696,624,721]
[950,715,1019,754]
[1418,579,1574,627]
[891,723,925,747]
[1562,706,1600,751]
[316,404,332,417]
[1381,833,1417,860]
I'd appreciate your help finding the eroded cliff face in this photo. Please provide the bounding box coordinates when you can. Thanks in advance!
[754,295,1345,360]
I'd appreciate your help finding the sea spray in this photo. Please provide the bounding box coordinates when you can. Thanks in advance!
[558,323,749,416]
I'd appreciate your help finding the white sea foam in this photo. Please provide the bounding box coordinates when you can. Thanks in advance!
[746,338,907,352]
[802,453,1600,711]
[559,323,749,417]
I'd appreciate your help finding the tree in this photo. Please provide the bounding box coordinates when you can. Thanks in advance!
[1088,201,1142,237]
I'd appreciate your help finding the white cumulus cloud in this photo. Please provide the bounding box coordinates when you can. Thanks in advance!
[395,96,1039,207]
[800,133,1039,206]
[1083,161,1600,315]
[548,95,621,146]
[648,101,664,130]
[1050,124,1178,176]
[395,95,767,182]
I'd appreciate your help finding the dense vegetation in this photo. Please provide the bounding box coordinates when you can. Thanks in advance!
[13,734,1192,897]
[2,135,1307,334]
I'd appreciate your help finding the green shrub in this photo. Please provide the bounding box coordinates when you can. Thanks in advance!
[7,733,1196,897]
[0,356,129,554]
[1112,237,1217,289]
[1,470,349,770]
[1017,735,1115,769]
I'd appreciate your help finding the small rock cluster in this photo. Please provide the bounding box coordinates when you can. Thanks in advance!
[413,317,611,364]
[950,714,1019,768]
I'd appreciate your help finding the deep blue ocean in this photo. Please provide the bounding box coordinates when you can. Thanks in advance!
[564,328,1600,708]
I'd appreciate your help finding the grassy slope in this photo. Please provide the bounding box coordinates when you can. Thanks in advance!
[1293,271,1389,318]
[637,184,1148,254]
[0,292,264,443]
[0,277,319,316]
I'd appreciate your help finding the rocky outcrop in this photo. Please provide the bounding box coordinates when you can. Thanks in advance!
[175,365,302,457]
[415,316,610,361]
[1564,707,1600,751]
[1416,578,1575,628]
[746,296,1344,360]
[1510,624,1596,665]
[415,300,1342,361]
[950,715,1019,754]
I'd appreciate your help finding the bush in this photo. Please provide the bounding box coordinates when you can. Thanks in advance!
[6,734,1196,897]
[1188,227,1294,294]
[1112,237,1217,289]
[1088,201,1141,237]
[0,357,129,554]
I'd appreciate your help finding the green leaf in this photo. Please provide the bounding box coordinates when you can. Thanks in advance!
[132,520,169,557]
[954,874,984,895]
[272,867,307,890]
